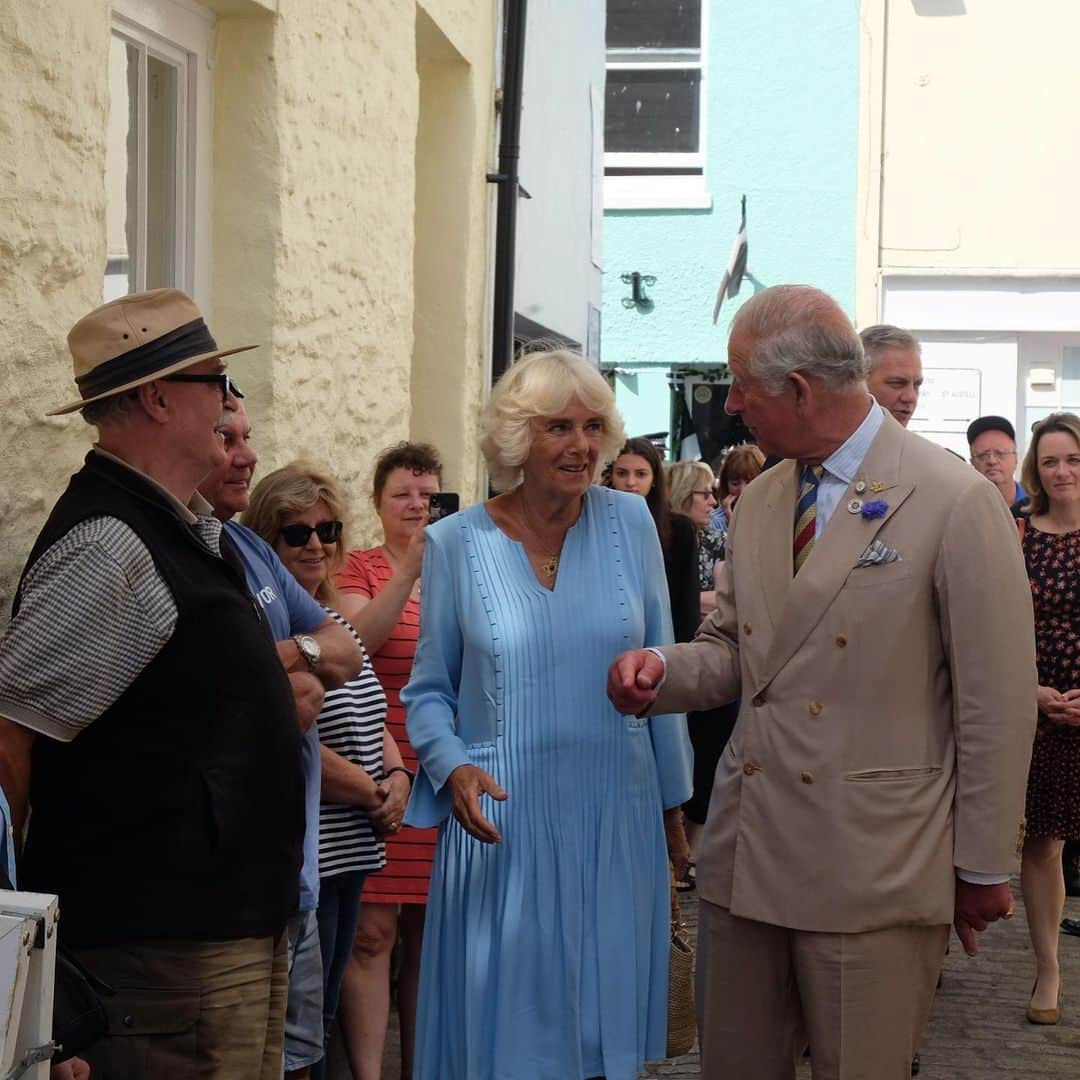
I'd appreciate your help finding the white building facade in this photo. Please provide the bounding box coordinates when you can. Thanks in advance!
[858,0,1080,456]
[514,0,606,357]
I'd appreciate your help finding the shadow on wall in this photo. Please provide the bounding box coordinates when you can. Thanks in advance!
[412,6,473,483]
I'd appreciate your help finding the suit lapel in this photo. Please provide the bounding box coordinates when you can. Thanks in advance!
[757,416,914,689]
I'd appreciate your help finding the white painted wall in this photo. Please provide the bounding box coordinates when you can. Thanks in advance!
[882,275,1080,458]
[857,0,1080,326]
[514,0,605,348]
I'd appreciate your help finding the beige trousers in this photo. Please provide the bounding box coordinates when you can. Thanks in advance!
[72,933,289,1079]
[696,899,948,1080]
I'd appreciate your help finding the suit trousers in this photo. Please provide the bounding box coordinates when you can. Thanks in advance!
[696,899,948,1080]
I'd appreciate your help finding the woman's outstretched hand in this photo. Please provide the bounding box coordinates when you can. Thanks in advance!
[447,764,508,844]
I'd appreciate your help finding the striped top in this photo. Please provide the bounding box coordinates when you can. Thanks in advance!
[316,610,388,878]
[335,547,438,903]
[0,450,223,743]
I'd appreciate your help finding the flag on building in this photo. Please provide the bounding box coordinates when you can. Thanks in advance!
[674,385,700,461]
[712,195,748,323]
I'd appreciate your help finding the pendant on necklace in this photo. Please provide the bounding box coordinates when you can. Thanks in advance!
[541,554,559,578]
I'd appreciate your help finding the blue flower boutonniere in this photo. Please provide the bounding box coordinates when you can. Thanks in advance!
[861,500,889,520]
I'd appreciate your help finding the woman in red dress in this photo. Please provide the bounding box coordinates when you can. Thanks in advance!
[335,442,443,1080]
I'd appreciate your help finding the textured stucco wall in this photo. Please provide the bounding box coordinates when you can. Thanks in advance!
[215,0,495,549]
[602,0,860,437]
[0,0,496,609]
[0,2,111,615]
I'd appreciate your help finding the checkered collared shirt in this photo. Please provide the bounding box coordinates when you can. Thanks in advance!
[0,450,223,742]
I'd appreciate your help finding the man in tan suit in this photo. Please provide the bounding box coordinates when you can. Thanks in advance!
[609,285,1036,1079]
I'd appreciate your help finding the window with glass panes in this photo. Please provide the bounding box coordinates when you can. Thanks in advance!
[604,0,703,178]
[105,1,213,305]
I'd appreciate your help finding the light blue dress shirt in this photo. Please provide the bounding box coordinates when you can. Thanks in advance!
[811,401,884,535]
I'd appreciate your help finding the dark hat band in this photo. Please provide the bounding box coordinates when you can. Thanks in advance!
[75,318,219,401]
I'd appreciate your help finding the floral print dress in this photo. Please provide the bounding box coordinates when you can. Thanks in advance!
[1023,525,1080,840]
[697,527,726,590]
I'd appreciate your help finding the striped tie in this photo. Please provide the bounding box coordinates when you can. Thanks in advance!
[793,465,825,574]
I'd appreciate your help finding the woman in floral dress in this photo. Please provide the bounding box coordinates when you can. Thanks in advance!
[1019,412,1080,1025]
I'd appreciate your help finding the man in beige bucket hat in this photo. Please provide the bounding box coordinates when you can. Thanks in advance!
[0,289,314,1078]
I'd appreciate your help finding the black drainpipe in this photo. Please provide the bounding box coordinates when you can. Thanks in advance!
[488,0,528,385]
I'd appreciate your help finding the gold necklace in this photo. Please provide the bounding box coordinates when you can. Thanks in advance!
[515,493,562,580]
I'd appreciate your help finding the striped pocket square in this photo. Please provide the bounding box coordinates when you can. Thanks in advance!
[855,539,902,567]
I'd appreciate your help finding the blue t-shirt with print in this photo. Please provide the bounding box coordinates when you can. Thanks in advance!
[225,520,325,911]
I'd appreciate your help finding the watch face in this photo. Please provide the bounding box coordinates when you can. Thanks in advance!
[296,635,320,664]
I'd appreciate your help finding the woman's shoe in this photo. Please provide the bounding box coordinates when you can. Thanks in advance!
[1026,979,1061,1025]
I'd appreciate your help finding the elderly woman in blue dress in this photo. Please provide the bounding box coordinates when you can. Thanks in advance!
[402,349,693,1080]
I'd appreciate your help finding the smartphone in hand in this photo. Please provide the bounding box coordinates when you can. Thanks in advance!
[429,492,460,522]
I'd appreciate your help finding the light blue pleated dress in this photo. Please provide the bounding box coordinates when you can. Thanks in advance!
[402,486,693,1080]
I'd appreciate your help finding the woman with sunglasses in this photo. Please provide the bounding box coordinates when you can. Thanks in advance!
[244,463,409,1080]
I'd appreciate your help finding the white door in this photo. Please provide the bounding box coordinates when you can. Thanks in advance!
[905,334,1018,457]
[1017,333,1080,453]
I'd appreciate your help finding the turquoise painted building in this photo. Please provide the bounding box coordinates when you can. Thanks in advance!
[602,0,860,454]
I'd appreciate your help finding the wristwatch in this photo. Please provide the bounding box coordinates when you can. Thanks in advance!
[292,633,322,671]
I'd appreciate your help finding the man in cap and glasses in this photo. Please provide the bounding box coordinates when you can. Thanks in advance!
[967,415,1028,515]
[0,289,328,1078]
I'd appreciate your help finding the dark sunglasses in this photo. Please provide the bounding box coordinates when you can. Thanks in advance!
[161,372,244,402]
[278,520,343,547]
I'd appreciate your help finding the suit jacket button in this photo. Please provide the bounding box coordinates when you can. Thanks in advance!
[742,622,752,635]
[809,701,823,716]
[835,634,848,647]
[752,692,767,707]
[743,762,760,776]
[801,771,814,784]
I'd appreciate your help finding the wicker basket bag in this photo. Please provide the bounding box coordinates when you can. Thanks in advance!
[666,880,698,1057]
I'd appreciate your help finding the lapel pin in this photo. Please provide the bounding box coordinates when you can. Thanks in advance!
[854,480,867,494]
[860,499,889,520]
[847,498,863,514]
[870,480,885,493]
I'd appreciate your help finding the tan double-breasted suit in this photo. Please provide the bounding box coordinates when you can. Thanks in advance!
[653,415,1037,1078]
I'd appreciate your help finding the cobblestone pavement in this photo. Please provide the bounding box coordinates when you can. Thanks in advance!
[329,885,1080,1079]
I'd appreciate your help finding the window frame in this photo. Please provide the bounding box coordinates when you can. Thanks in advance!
[603,4,711,210]
[107,0,214,308]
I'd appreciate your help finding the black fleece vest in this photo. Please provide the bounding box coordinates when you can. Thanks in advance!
[14,452,303,947]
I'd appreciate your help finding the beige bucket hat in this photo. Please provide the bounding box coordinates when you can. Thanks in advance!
[49,288,257,416]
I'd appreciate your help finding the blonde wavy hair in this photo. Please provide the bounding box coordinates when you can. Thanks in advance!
[480,349,626,492]
[667,460,716,516]
[242,460,349,605]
